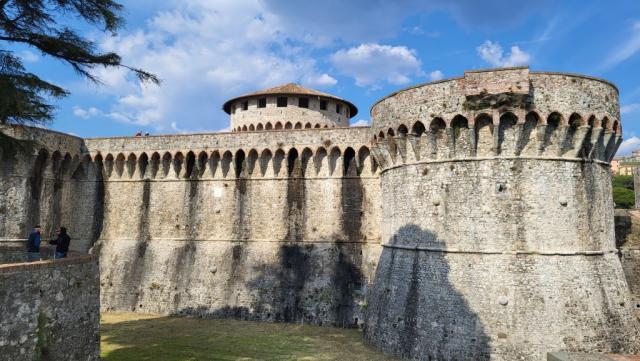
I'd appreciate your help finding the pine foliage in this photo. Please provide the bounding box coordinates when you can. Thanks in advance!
[0,0,158,125]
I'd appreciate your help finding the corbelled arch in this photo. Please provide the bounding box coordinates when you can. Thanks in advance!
[246,149,258,176]
[138,153,149,179]
[474,113,493,157]
[259,149,273,177]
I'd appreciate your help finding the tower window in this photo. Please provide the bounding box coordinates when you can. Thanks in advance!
[336,103,342,114]
[258,98,266,108]
[277,97,288,107]
[242,101,248,111]
[298,97,309,108]
[320,100,327,110]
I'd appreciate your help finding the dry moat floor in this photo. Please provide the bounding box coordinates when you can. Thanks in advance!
[101,312,395,360]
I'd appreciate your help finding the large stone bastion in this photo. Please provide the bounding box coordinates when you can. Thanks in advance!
[364,67,640,360]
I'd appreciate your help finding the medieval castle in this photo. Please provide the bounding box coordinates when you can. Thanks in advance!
[1,66,639,360]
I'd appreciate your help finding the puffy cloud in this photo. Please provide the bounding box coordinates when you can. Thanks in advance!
[83,0,329,132]
[476,41,531,67]
[72,106,101,119]
[330,43,423,87]
[72,0,550,133]
[617,136,640,156]
[429,70,444,81]
[302,73,337,88]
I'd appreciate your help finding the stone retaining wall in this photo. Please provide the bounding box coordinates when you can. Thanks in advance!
[0,253,100,360]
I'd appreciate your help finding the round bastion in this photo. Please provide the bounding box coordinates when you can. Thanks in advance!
[364,67,639,360]
[223,83,357,131]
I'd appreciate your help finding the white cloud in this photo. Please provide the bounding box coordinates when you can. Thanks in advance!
[80,0,330,132]
[302,73,337,88]
[621,103,640,115]
[476,41,531,67]
[20,50,39,63]
[351,119,370,127]
[72,106,101,119]
[617,136,640,156]
[429,70,444,81]
[603,21,640,69]
[71,0,550,133]
[330,43,423,87]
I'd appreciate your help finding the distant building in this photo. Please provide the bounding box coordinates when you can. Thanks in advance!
[613,150,640,176]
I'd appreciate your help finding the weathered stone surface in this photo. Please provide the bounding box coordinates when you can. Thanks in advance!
[614,209,640,316]
[0,126,98,252]
[0,252,100,360]
[366,68,638,360]
[229,96,352,131]
[0,125,382,327]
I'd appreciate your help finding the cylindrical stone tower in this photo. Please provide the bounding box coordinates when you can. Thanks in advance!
[223,83,357,131]
[364,67,639,360]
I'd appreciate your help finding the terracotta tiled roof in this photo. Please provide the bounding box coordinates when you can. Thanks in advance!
[223,83,357,117]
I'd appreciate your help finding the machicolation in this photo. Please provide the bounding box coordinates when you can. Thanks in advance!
[0,66,638,360]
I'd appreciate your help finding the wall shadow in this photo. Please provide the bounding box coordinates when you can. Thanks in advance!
[364,224,490,360]
[173,153,367,328]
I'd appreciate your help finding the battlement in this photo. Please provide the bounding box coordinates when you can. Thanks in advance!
[370,68,622,170]
[77,144,376,181]
[79,127,376,180]
[371,110,621,171]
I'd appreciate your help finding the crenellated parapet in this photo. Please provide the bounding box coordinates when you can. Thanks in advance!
[89,144,376,181]
[370,67,622,172]
[371,109,622,171]
[83,127,377,181]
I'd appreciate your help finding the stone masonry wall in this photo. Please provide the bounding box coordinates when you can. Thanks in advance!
[0,252,100,360]
[82,126,382,327]
[614,209,640,316]
[0,125,98,252]
[230,95,351,131]
[365,68,638,360]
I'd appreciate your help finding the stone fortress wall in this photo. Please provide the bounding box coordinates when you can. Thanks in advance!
[0,67,639,359]
[0,249,100,361]
[0,123,383,327]
[0,126,100,252]
[615,208,640,317]
[84,127,382,325]
[364,67,638,360]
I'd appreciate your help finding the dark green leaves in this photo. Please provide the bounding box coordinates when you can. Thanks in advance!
[0,0,158,126]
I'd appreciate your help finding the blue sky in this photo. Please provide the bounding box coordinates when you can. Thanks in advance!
[16,0,640,154]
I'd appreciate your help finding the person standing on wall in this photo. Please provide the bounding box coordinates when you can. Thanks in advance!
[49,227,71,259]
[26,225,42,262]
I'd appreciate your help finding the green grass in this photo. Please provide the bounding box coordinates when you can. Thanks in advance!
[101,312,396,361]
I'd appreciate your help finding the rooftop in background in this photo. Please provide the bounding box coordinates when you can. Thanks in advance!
[223,83,358,118]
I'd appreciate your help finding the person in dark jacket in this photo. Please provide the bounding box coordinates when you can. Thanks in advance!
[26,225,42,262]
[49,227,71,259]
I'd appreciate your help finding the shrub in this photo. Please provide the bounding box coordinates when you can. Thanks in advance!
[613,186,635,208]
